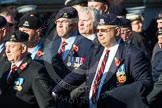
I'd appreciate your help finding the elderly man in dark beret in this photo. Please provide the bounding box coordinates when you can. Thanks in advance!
[44,6,94,108]
[52,13,153,108]
[118,18,132,43]
[0,30,55,108]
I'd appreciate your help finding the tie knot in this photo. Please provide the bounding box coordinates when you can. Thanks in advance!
[11,65,17,71]
[62,41,67,46]
[106,50,110,56]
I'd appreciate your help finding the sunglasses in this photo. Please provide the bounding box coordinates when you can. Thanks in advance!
[96,27,116,33]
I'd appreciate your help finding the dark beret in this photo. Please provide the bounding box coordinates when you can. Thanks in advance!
[88,0,109,4]
[98,13,120,26]
[4,30,29,42]
[156,10,162,20]
[118,18,131,28]
[55,7,78,20]
[109,5,127,16]
[0,15,7,28]
[18,15,42,29]
[65,0,88,6]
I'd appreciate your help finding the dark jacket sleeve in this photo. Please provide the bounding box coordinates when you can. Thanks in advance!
[32,67,55,108]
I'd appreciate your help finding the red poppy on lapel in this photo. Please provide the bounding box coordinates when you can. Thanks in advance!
[36,51,45,57]
[114,57,121,66]
[19,62,28,70]
[73,45,79,52]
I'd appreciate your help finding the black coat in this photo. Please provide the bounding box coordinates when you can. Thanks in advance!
[0,54,54,108]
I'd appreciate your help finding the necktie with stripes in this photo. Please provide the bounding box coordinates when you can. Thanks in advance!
[92,49,110,104]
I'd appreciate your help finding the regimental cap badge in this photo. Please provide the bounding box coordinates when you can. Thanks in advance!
[23,21,29,27]
[63,12,68,18]
[99,19,105,25]
[10,35,16,41]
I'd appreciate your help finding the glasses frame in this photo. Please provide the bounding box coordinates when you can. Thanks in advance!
[96,27,116,33]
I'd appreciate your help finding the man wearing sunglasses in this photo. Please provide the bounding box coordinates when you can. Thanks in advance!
[52,13,153,108]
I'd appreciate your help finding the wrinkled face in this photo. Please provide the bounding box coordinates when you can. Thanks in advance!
[88,2,106,15]
[120,27,132,42]
[131,20,143,32]
[55,18,76,39]
[157,19,162,30]
[19,27,37,42]
[5,42,26,63]
[97,25,119,48]
[158,35,162,48]
[78,12,95,36]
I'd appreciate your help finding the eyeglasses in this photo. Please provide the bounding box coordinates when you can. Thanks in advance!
[121,30,131,34]
[55,20,69,25]
[96,27,116,33]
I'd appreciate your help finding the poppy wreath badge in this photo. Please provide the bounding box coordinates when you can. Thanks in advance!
[19,62,28,70]
[36,51,45,57]
[114,57,121,67]
[73,44,79,53]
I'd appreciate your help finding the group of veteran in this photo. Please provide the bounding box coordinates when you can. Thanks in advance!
[0,4,158,108]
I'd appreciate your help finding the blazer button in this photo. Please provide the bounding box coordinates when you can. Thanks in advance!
[87,76,89,79]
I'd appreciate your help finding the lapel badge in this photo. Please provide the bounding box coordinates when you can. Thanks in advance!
[116,64,126,83]
[63,12,68,18]
[23,21,29,27]
[14,78,24,91]
[99,19,105,25]
[10,35,16,41]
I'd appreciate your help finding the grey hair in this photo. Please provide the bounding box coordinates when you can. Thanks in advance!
[79,7,100,27]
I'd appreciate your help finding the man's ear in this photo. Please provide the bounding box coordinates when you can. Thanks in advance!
[116,27,121,36]
[1,28,7,38]
[21,44,27,54]
[103,4,109,14]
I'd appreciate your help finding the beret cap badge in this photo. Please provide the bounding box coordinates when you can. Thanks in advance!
[63,12,68,18]
[23,21,29,27]
[99,19,105,25]
[10,35,16,41]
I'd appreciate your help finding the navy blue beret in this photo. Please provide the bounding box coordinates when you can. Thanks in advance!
[18,15,42,29]
[0,15,7,28]
[55,7,78,20]
[4,30,29,42]
[65,0,88,6]
[98,13,120,26]
[109,5,127,16]
[118,18,131,28]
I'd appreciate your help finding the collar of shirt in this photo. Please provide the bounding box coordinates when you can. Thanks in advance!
[28,42,42,59]
[89,38,121,107]
[59,32,78,61]
[86,34,96,41]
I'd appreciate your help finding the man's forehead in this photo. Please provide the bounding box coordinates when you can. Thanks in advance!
[6,41,22,45]
[97,25,116,28]
[157,19,162,23]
